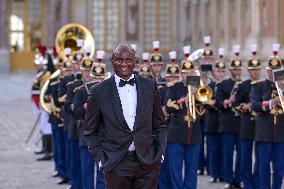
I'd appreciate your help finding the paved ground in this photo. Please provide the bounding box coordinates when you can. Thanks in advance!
[0,71,282,189]
[0,72,66,189]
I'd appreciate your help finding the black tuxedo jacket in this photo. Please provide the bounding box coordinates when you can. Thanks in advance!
[84,74,167,171]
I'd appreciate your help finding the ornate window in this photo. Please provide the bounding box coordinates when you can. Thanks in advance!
[9,0,44,52]
[143,0,173,51]
[10,15,24,52]
[92,0,119,51]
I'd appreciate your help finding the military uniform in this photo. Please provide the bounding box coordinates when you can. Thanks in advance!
[235,44,260,189]
[198,36,214,175]
[57,48,75,186]
[166,58,201,189]
[158,51,180,189]
[139,52,153,79]
[150,41,167,91]
[215,45,242,188]
[65,73,83,189]
[64,46,87,189]
[205,51,226,182]
[250,44,284,189]
[36,49,56,161]
[73,51,106,189]
[46,68,69,182]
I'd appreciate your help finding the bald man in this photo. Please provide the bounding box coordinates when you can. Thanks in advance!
[84,44,167,189]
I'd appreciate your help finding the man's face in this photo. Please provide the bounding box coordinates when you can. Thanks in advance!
[248,69,260,80]
[110,45,137,80]
[73,62,81,72]
[82,70,91,81]
[230,69,242,80]
[267,69,273,80]
[151,64,163,76]
[64,69,73,76]
[166,76,179,82]
[214,70,225,80]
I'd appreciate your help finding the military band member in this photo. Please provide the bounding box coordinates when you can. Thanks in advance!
[64,48,85,189]
[73,50,107,189]
[235,44,261,189]
[158,50,180,189]
[198,36,214,175]
[215,45,242,189]
[36,46,54,161]
[250,43,284,189]
[205,48,226,183]
[150,41,166,89]
[165,58,202,189]
[32,46,47,154]
[57,47,75,186]
[139,52,153,79]
[32,46,46,111]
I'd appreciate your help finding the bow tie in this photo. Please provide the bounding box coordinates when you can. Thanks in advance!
[119,78,136,87]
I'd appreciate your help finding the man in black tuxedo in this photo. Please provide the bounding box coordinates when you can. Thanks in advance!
[84,44,167,189]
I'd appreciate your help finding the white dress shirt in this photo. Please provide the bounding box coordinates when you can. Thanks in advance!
[114,74,137,151]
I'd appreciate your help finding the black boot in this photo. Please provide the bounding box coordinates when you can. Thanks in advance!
[34,135,45,155]
[45,134,53,155]
[37,135,52,161]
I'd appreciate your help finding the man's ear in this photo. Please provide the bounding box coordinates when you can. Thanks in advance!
[110,56,114,66]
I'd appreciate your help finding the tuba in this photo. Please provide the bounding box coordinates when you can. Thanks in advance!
[40,23,95,113]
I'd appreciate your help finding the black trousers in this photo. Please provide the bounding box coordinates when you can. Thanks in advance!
[105,153,160,189]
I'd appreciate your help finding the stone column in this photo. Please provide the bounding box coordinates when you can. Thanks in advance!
[200,0,206,37]
[236,0,242,45]
[178,0,190,47]
[210,0,218,51]
[138,0,144,50]
[46,0,57,47]
[223,0,230,51]
[190,0,197,48]
[0,0,10,72]
[60,0,70,26]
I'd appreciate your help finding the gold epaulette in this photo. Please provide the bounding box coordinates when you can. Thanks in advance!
[216,80,223,84]
[251,79,262,85]
[44,71,51,77]
[166,99,180,110]
[50,80,59,86]
[238,80,244,84]
[55,107,61,112]
[67,80,76,87]
[74,85,84,93]
[58,94,67,102]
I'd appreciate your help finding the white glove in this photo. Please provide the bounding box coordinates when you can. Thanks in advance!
[161,155,164,163]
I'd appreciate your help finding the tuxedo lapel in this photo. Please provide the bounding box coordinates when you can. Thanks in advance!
[134,75,145,130]
[108,76,130,131]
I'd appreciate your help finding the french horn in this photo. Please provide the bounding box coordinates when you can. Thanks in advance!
[40,23,95,113]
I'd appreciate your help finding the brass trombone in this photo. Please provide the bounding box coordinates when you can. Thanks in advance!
[185,49,213,124]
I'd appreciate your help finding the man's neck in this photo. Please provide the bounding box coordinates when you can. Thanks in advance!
[232,77,240,82]
[115,73,133,81]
